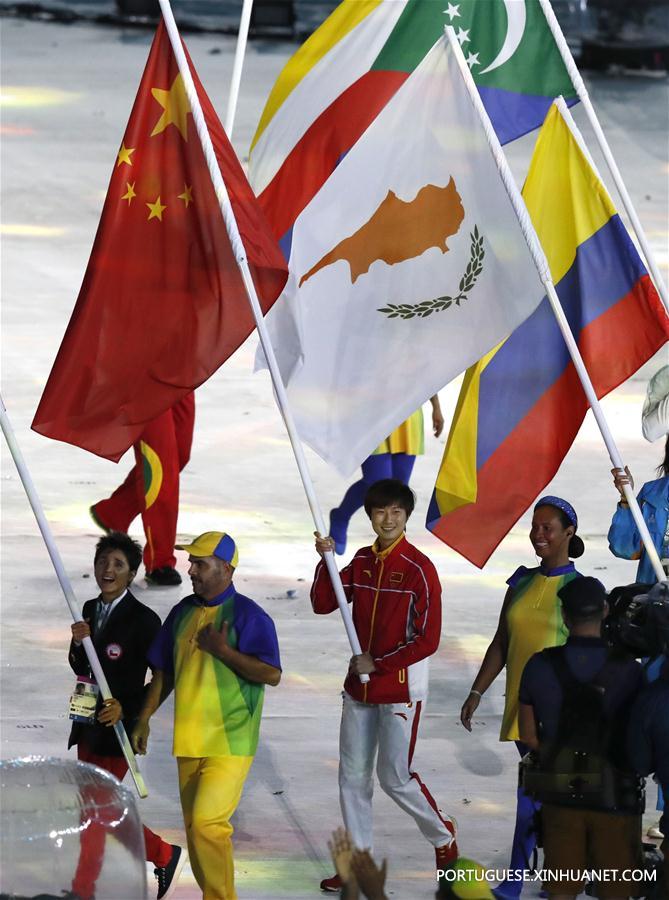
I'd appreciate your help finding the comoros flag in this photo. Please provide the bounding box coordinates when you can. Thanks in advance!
[426,100,669,568]
[250,0,578,248]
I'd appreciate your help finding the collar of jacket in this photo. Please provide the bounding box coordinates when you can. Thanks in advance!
[191,582,236,607]
[371,533,406,562]
[538,561,577,577]
[638,476,669,508]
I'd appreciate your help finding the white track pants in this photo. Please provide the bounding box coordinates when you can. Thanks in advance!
[338,691,454,851]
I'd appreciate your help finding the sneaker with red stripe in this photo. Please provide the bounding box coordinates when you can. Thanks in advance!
[435,816,459,873]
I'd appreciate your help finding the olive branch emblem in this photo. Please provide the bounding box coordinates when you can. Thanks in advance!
[377,226,485,320]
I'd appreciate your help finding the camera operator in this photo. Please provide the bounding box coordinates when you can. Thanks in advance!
[606,580,669,859]
[628,656,669,897]
[518,577,644,899]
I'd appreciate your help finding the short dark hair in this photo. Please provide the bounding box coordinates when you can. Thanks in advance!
[363,479,415,519]
[94,531,142,572]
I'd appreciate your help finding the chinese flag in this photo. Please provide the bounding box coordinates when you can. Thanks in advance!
[32,21,287,462]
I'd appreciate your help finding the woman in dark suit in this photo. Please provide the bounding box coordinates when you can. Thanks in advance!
[68,532,183,900]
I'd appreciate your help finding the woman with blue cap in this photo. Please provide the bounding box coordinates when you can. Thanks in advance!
[459,496,585,898]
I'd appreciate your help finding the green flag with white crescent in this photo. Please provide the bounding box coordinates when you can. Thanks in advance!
[250,0,577,238]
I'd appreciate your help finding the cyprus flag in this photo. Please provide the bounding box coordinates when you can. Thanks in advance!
[260,36,546,475]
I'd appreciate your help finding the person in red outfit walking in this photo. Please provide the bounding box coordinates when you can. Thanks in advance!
[91,393,195,586]
[312,479,458,893]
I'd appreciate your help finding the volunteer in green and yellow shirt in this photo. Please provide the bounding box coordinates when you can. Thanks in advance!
[133,531,281,900]
[459,496,584,899]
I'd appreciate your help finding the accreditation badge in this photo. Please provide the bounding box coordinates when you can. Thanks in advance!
[69,676,100,724]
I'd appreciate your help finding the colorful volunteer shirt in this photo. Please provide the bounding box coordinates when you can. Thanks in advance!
[148,584,281,758]
[501,562,580,742]
[373,409,424,457]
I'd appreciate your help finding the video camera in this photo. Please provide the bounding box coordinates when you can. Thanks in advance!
[603,580,669,658]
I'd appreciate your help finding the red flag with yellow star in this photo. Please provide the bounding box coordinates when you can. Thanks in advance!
[32,21,287,462]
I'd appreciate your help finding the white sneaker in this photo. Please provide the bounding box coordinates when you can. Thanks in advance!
[647,823,664,839]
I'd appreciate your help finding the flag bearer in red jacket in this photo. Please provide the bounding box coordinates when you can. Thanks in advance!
[312,478,458,893]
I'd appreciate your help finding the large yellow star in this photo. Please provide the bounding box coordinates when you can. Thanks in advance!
[121,182,136,205]
[178,184,193,208]
[151,74,191,141]
[146,196,166,221]
[116,142,135,167]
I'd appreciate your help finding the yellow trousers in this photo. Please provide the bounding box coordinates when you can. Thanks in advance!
[177,755,254,900]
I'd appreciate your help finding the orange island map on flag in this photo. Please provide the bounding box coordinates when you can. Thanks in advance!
[299,180,465,287]
[32,21,287,462]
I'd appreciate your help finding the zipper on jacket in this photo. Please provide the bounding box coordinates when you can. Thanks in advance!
[533,578,548,610]
[363,557,385,703]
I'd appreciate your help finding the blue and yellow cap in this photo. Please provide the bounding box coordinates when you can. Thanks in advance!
[176,532,239,568]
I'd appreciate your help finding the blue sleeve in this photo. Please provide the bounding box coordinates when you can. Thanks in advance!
[237,606,281,670]
[147,603,183,675]
[506,566,531,589]
[645,654,667,684]
[608,500,642,561]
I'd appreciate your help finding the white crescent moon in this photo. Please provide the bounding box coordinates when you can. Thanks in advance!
[479,0,526,74]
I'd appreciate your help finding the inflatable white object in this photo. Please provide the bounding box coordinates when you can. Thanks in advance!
[0,756,147,900]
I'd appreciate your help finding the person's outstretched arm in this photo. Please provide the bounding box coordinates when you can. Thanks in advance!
[430,394,444,438]
[311,532,355,614]
[460,587,512,731]
[607,467,646,561]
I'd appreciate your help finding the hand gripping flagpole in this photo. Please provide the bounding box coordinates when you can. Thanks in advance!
[446,26,667,584]
[224,0,254,138]
[158,0,370,681]
[0,395,149,796]
[538,0,668,314]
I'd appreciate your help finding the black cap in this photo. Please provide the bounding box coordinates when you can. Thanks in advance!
[558,576,607,618]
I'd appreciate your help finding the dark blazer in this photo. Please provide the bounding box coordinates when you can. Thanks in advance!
[68,590,161,757]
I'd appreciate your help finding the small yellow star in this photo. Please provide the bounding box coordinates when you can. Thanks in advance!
[177,184,193,208]
[121,182,136,205]
[146,195,166,221]
[151,74,191,141]
[116,142,135,167]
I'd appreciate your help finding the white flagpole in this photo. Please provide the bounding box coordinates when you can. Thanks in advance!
[445,26,667,584]
[538,0,668,314]
[0,396,148,796]
[225,0,254,138]
[157,0,369,680]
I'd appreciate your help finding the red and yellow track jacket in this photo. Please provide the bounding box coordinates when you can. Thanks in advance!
[311,535,442,704]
